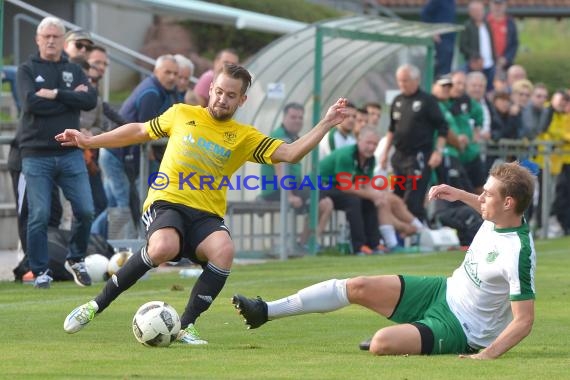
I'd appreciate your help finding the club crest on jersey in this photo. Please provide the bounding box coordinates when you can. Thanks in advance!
[62,71,73,87]
[412,100,422,112]
[486,250,499,263]
[223,131,237,145]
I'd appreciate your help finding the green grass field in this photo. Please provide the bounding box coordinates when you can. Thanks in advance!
[1,237,569,379]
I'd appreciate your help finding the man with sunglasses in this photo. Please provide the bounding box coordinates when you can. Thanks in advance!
[64,30,94,60]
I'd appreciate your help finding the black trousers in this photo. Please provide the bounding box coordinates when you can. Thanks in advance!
[391,149,433,222]
[321,188,379,252]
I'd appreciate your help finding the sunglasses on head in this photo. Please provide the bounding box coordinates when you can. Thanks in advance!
[75,41,93,51]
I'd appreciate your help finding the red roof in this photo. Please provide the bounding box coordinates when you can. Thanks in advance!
[377,0,570,6]
[376,0,570,17]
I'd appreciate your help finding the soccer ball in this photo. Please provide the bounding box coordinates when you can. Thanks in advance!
[107,250,133,276]
[132,301,181,347]
[84,254,110,282]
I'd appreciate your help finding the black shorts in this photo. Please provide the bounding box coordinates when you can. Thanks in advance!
[142,200,230,266]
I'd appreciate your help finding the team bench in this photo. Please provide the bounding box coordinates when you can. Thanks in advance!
[225,199,298,256]
[224,199,344,257]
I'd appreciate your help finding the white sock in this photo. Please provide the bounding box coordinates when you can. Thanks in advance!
[379,225,398,248]
[266,279,349,320]
[411,218,424,232]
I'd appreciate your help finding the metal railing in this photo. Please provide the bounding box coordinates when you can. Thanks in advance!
[2,135,568,240]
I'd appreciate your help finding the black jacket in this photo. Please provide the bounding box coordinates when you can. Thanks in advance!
[389,89,449,154]
[459,19,496,62]
[16,52,97,158]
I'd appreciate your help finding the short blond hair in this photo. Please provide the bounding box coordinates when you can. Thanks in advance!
[512,79,533,94]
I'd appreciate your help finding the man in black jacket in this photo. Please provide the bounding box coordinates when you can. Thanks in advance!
[379,64,448,223]
[16,16,97,289]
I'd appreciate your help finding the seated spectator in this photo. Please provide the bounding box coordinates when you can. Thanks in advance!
[259,102,334,250]
[319,101,357,158]
[320,127,424,254]
[365,102,382,127]
[354,107,369,136]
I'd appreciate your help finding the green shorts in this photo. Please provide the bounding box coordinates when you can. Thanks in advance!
[389,275,476,355]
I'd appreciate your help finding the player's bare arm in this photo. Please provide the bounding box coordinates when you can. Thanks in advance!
[55,122,151,149]
[379,131,393,170]
[460,300,534,360]
[428,184,481,213]
[271,98,348,164]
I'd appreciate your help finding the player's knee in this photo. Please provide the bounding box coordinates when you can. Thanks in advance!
[346,276,371,303]
[147,238,179,264]
[202,237,235,267]
[319,197,333,212]
[369,329,395,355]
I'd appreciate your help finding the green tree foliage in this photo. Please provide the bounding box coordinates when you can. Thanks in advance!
[181,0,342,62]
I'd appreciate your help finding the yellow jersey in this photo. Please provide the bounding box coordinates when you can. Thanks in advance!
[143,104,283,216]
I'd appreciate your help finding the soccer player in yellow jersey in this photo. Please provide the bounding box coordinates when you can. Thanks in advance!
[58,63,349,344]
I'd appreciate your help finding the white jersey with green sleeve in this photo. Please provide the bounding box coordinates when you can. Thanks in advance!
[446,220,536,349]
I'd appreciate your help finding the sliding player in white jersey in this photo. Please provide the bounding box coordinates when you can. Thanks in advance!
[233,161,536,360]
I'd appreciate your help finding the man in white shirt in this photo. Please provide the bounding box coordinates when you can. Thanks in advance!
[460,0,496,92]
[233,161,536,359]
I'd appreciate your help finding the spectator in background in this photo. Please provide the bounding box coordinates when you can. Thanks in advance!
[380,64,448,223]
[466,71,493,141]
[63,30,94,60]
[432,75,473,190]
[98,54,179,239]
[509,79,533,137]
[260,102,334,251]
[194,48,239,107]
[173,54,197,104]
[421,0,457,77]
[520,83,549,140]
[71,56,107,219]
[449,71,486,194]
[534,91,570,229]
[490,91,522,141]
[460,0,495,92]
[16,16,97,288]
[319,101,357,158]
[354,107,369,136]
[365,102,382,127]
[537,90,570,235]
[320,127,423,254]
[87,46,127,129]
[505,64,527,93]
[486,0,519,81]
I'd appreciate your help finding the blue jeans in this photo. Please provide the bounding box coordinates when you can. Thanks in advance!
[22,150,94,275]
[99,148,130,207]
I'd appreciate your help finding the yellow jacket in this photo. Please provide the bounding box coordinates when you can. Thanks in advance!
[534,110,570,175]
